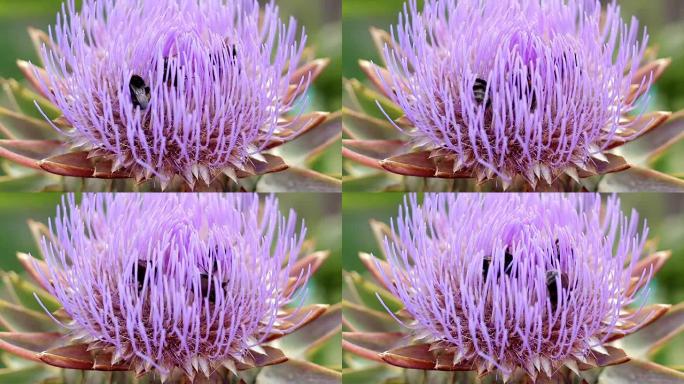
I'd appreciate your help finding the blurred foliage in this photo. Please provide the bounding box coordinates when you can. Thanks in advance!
[0,1,80,83]
[342,193,684,369]
[274,0,343,179]
[342,0,422,84]
[268,0,342,113]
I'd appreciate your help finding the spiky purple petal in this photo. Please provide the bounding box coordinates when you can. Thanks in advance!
[378,194,650,378]
[380,0,650,185]
[36,193,307,379]
[38,0,310,186]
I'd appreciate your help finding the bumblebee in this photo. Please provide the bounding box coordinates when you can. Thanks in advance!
[129,75,151,110]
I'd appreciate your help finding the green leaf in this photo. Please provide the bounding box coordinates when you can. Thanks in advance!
[3,272,61,313]
[342,272,364,306]
[309,139,342,177]
[256,167,341,192]
[598,166,684,192]
[274,112,342,168]
[599,359,684,384]
[0,299,58,332]
[618,110,684,165]
[342,300,400,333]
[343,108,400,140]
[27,27,57,68]
[0,106,56,140]
[256,359,341,384]
[25,221,53,261]
[1,79,61,121]
[344,271,402,313]
[16,253,53,294]
[347,79,403,121]
[342,79,365,113]
[620,304,684,358]
[0,80,22,113]
[277,304,341,359]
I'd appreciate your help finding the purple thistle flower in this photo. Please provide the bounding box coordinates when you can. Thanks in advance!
[36,0,311,188]
[378,0,651,187]
[35,193,310,380]
[376,193,657,381]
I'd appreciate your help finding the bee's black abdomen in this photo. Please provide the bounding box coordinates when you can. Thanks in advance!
[129,75,151,110]
[473,78,489,106]
[482,250,514,279]
[162,59,179,87]
[546,271,559,309]
[530,91,537,111]
[503,251,514,275]
[132,261,147,292]
[546,270,569,311]
[199,274,214,302]
[198,274,228,304]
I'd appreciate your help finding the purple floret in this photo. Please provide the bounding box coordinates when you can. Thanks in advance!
[37,0,309,187]
[378,194,651,380]
[37,193,308,380]
[379,0,651,186]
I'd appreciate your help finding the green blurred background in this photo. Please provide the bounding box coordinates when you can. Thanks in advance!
[0,192,342,368]
[343,0,684,177]
[0,0,342,112]
[343,193,684,368]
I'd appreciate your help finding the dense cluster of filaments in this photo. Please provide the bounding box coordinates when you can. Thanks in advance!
[36,194,308,380]
[378,194,651,380]
[38,0,309,187]
[380,0,651,186]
